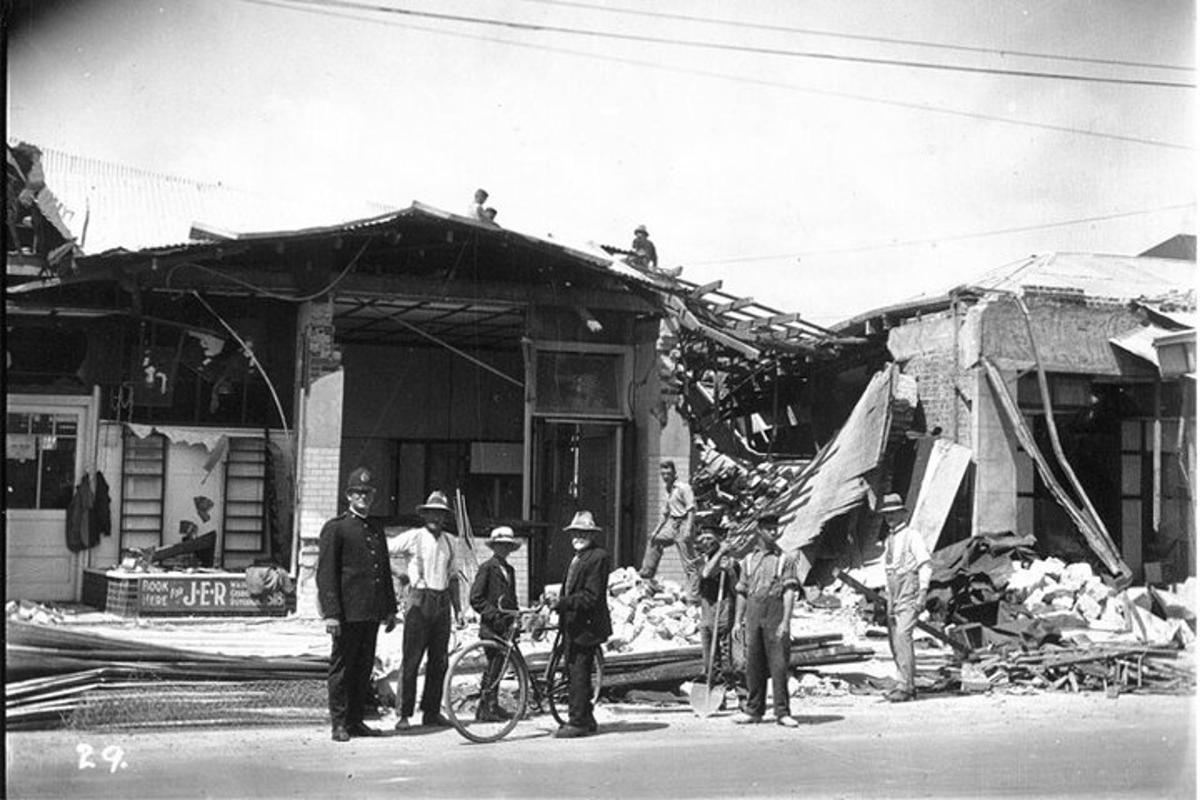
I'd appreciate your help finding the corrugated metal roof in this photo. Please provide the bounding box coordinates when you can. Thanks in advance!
[834,250,1196,332]
[964,252,1194,301]
[22,144,395,254]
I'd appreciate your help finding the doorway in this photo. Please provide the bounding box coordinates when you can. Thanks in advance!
[532,419,622,595]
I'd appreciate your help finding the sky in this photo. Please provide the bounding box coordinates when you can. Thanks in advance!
[6,0,1196,325]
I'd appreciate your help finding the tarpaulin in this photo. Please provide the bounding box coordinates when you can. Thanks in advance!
[773,364,907,555]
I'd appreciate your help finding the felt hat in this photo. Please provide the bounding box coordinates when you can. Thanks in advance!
[346,467,376,493]
[634,224,649,235]
[417,490,453,513]
[486,526,520,548]
[563,510,602,533]
[878,493,906,514]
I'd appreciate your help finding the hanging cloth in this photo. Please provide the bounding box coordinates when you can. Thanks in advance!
[66,474,94,553]
[91,470,112,541]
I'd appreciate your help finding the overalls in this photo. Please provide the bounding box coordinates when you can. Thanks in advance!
[743,551,791,719]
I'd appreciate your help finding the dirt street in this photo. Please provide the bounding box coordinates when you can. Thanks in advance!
[6,689,1193,799]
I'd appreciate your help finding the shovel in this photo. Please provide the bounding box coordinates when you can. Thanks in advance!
[689,576,726,717]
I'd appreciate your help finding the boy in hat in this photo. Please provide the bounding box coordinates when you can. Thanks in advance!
[697,518,739,707]
[878,492,931,702]
[469,526,521,721]
[631,224,658,270]
[732,513,801,727]
[316,467,398,741]
[552,510,612,738]
[390,490,462,729]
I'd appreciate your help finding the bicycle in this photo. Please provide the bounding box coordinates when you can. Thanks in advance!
[441,604,605,743]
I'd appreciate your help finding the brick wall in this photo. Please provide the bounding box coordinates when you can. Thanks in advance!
[887,309,974,445]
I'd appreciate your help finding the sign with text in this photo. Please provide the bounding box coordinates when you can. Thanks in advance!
[137,576,287,615]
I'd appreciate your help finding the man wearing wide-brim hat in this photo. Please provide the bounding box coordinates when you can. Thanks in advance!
[389,490,462,729]
[469,526,522,722]
[552,510,613,738]
[316,467,398,741]
[877,492,931,703]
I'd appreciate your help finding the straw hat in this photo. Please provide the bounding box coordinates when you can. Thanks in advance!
[563,510,602,533]
[417,490,453,513]
[486,526,520,548]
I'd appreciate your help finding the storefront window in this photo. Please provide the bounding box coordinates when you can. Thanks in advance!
[534,351,623,415]
[5,412,78,509]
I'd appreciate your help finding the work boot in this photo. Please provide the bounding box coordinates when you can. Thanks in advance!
[422,712,453,728]
[884,688,915,703]
[475,699,513,722]
[553,724,589,739]
[346,723,382,737]
[331,726,350,742]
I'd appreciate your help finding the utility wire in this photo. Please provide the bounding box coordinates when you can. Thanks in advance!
[245,0,1194,151]
[274,0,1194,88]
[689,203,1197,264]
[518,0,1195,74]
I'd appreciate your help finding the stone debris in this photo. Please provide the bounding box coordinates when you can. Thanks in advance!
[6,599,67,626]
[606,567,703,653]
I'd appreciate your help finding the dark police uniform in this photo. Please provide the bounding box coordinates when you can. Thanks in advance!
[316,475,397,735]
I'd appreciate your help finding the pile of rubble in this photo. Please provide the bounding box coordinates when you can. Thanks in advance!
[606,567,702,653]
[6,599,67,626]
[1004,558,1195,648]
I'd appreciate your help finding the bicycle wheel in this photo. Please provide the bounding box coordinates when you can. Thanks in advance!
[546,644,605,727]
[443,640,529,743]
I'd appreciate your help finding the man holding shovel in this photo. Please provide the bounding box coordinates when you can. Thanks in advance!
[692,520,739,715]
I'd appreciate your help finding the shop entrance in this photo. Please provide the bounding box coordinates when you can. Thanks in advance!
[531,419,623,596]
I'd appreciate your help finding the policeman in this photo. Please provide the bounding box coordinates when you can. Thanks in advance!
[317,467,398,742]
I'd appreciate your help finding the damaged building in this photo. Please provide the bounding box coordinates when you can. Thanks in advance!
[8,142,856,612]
[832,247,1196,583]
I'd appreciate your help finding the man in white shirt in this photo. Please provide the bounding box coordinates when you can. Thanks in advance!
[638,461,699,594]
[878,492,932,703]
[390,490,462,729]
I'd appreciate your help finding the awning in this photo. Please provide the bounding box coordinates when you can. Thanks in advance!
[1111,323,1197,377]
[1110,324,1171,370]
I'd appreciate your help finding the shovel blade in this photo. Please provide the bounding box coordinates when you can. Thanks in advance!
[689,684,724,717]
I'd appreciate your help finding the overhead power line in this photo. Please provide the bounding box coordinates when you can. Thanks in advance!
[245,0,1194,150]
[275,0,1194,89]
[519,0,1196,74]
[689,203,1198,265]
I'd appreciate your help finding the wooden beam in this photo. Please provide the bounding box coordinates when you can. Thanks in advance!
[713,296,755,314]
[730,312,800,331]
[689,280,723,298]
[141,267,657,314]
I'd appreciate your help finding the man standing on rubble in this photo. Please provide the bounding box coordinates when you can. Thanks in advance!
[391,490,463,729]
[638,460,699,595]
[879,492,931,703]
[732,513,800,727]
[552,510,612,738]
[316,467,398,742]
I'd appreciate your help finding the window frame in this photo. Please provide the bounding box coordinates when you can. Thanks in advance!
[5,395,92,514]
